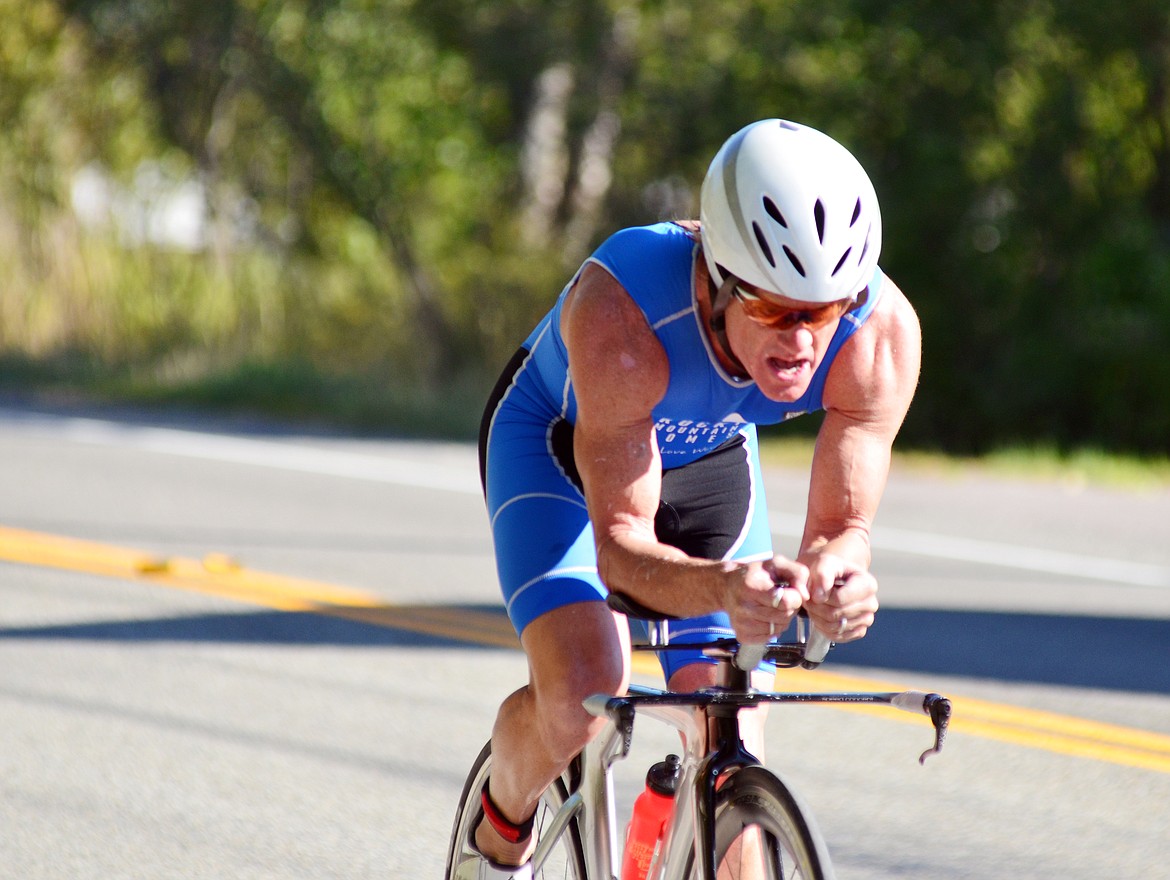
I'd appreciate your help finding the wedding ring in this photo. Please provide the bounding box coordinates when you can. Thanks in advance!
[769,621,776,636]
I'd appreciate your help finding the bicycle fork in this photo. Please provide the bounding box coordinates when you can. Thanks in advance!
[689,704,763,880]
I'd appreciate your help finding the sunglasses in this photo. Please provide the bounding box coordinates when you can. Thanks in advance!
[732,285,857,331]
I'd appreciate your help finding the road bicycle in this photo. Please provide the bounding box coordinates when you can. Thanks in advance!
[446,591,952,880]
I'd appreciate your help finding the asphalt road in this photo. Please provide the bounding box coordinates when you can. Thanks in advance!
[1,401,1167,879]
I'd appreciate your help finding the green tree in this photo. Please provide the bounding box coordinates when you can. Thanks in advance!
[1,0,1166,452]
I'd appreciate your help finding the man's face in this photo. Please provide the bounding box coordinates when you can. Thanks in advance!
[724,283,853,402]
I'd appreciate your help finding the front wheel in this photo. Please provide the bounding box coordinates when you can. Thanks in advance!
[702,765,835,880]
[445,741,587,879]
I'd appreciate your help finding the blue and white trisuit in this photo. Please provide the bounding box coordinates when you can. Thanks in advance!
[478,222,882,679]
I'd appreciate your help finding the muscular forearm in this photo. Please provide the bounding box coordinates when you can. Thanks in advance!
[592,492,873,635]
[597,531,810,645]
[595,532,732,617]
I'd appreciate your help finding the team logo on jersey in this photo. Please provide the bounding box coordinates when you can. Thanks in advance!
[655,415,745,452]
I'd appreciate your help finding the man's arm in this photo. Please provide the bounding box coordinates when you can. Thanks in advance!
[800,274,922,640]
[562,263,804,641]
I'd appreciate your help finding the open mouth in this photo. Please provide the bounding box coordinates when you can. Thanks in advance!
[766,357,810,381]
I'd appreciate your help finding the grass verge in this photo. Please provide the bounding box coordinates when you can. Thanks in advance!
[0,353,488,440]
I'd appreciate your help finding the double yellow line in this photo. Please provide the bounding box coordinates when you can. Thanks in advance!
[767,666,1170,775]
[3,525,1169,775]
[0,526,522,649]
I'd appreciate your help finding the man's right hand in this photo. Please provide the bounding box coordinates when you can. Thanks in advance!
[721,556,810,644]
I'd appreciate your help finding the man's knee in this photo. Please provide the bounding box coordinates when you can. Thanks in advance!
[519,600,631,761]
[532,662,627,761]
[667,661,774,693]
[667,660,720,692]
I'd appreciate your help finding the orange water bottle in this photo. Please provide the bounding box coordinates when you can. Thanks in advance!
[621,754,681,880]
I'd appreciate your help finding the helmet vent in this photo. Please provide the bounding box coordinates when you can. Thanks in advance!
[762,196,788,228]
[751,221,776,267]
[831,248,852,277]
[850,198,862,227]
[782,246,806,277]
[813,200,826,243]
[859,226,871,265]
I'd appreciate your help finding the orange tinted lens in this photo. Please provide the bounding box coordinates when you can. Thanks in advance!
[738,296,850,330]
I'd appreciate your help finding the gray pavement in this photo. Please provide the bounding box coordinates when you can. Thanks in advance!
[1,403,1167,878]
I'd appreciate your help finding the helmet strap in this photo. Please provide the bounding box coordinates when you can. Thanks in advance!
[707,271,749,378]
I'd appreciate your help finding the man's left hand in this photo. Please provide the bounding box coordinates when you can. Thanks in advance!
[803,555,878,643]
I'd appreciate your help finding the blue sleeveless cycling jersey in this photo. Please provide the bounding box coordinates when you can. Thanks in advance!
[518,222,883,465]
[481,221,883,675]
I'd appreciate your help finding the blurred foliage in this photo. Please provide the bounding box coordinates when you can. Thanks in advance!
[0,0,1167,452]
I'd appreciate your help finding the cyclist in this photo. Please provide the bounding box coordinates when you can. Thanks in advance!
[473,119,921,877]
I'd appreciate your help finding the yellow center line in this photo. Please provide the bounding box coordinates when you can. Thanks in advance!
[766,667,1170,774]
[3,525,1169,774]
[0,526,523,646]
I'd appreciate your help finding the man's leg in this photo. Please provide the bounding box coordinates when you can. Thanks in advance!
[475,600,631,866]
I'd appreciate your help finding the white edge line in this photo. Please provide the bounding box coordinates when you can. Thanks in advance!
[56,415,482,495]
[13,410,1169,590]
[770,512,1170,589]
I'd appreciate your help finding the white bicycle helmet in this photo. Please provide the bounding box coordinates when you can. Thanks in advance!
[700,119,881,304]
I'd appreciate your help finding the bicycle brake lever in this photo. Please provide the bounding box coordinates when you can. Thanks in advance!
[583,694,636,758]
[918,694,953,765]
